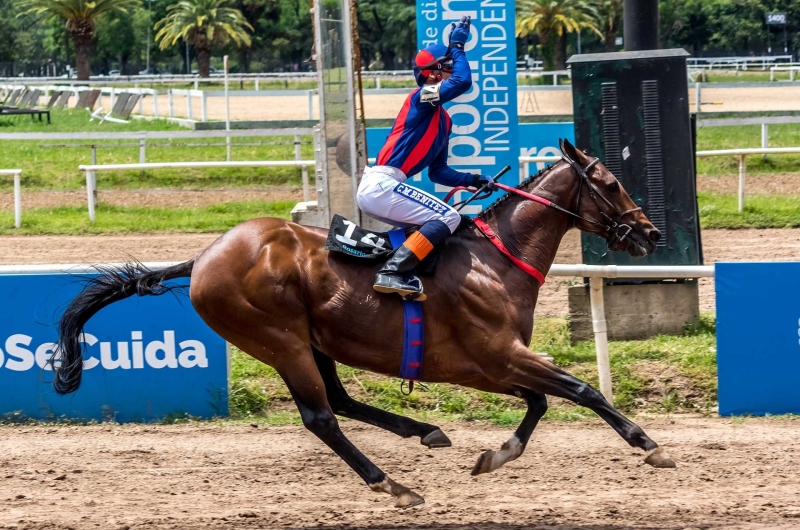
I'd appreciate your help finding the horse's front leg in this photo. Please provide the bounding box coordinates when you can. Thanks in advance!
[471,388,547,475]
[480,343,676,470]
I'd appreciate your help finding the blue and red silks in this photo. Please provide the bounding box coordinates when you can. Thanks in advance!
[387,229,424,382]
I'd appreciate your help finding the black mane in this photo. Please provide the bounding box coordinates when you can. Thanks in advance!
[478,161,560,220]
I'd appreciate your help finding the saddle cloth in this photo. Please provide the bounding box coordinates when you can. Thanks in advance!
[324,214,424,382]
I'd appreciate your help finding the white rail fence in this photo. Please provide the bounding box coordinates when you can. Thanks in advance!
[79,160,315,222]
[0,261,715,404]
[0,169,22,228]
[769,64,800,81]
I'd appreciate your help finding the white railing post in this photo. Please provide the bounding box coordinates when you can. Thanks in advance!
[91,146,97,165]
[86,170,96,222]
[13,170,21,229]
[762,123,769,160]
[194,79,199,90]
[186,92,193,120]
[296,134,309,201]
[110,87,116,110]
[738,154,746,212]
[168,89,175,118]
[376,77,381,89]
[201,91,208,122]
[589,276,613,403]
[308,90,314,120]
[139,138,146,164]
[255,78,260,91]
[152,90,159,118]
[695,82,701,112]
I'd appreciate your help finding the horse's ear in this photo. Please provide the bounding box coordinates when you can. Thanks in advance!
[558,138,566,154]
[561,138,579,160]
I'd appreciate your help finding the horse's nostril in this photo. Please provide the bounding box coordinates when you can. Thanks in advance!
[649,229,662,242]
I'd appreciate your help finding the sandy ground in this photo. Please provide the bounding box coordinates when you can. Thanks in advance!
[1,227,799,316]
[117,85,800,121]
[0,418,799,529]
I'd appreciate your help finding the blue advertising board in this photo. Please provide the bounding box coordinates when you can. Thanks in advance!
[0,273,228,422]
[716,262,800,416]
[416,0,519,214]
[366,122,574,210]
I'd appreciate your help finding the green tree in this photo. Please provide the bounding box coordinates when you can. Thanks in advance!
[596,0,622,51]
[517,0,602,70]
[154,0,253,77]
[19,0,140,80]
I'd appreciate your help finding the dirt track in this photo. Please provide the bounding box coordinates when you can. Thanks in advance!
[1,417,799,529]
[2,228,799,316]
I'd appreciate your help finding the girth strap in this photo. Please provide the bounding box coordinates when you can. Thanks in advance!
[473,217,545,285]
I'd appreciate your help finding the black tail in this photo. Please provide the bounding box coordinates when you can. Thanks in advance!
[54,259,195,395]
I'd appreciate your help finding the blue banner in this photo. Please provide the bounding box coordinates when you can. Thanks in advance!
[0,274,228,422]
[416,0,519,214]
[367,122,574,209]
[716,262,800,416]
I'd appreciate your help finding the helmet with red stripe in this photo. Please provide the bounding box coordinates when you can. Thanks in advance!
[413,44,453,87]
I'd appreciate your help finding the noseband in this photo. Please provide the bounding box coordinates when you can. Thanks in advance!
[560,152,642,249]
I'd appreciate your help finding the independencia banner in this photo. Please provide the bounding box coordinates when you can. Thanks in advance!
[0,273,227,422]
[416,0,519,214]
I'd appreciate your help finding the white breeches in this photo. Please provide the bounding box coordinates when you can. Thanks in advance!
[356,166,461,233]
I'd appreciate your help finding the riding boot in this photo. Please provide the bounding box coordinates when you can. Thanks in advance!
[373,231,433,301]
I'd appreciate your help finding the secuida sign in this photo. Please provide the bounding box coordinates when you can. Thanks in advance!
[416,0,519,214]
[0,273,227,422]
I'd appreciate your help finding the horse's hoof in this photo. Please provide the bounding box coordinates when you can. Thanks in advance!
[471,449,497,476]
[421,429,452,449]
[396,490,425,509]
[370,476,425,509]
[644,447,676,468]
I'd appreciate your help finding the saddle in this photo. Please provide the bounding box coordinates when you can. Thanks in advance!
[324,214,443,276]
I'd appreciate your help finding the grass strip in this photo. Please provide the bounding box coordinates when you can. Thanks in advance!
[1,201,295,235]
[698,193,800,229]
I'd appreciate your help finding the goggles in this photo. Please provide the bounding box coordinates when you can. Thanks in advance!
[415,55,454,75]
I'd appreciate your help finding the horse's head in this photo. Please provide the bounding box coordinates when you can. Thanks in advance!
[559,139,661,257]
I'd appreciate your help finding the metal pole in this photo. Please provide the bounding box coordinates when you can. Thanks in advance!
[186,92,193,120]
[308,90,314,120]
[145,0,152,72]
[13,171,21,229]
[224,55,231,161]
[139,138,146,164]
[86,170,96,222]
[623,0,659,51]
[152,90,159,117]
[296,134,309,201]
[201,91,208,122]
[185,39,190,74]
[738,154,746,212]
[762,123,769,160]
[91,146,97,165]
[589,277,613,403]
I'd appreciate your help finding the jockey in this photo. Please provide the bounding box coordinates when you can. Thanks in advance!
[356,16,496,302]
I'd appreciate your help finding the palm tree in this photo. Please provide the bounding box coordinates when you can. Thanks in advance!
[155,0,253,77]
[596,0,622,52]
[19,0,140,80]
[517,0,601,70]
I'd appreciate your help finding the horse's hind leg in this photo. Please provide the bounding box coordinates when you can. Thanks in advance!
[471,389,547,475]
[278,347,426,508]
[487,345,676,469]
[312,348,452,448]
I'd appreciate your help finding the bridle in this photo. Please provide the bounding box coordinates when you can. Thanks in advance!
[557,152,642,250]
[446,151,644,285]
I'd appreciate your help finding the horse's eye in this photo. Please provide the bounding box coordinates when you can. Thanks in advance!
[607,181,620,193]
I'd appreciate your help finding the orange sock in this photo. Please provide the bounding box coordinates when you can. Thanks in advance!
[403,232,434,260]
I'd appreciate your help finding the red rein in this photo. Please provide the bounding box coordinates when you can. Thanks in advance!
[445,184,549,285]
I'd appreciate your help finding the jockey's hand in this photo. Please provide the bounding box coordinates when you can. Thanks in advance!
[471,174,497,192]
[449,16,471,49]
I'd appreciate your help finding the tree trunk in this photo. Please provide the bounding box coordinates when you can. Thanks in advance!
[70,22,94,81]
[555,33,568,70]
[197,47,211,77]
[605,27,617,51]
[537,29,555,70]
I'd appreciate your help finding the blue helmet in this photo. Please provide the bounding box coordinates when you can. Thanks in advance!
[413,44,452,87]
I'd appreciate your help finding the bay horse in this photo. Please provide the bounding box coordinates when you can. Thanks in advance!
[53,139,674,509]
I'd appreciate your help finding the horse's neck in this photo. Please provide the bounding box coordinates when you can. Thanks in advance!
[488,164,576,278]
